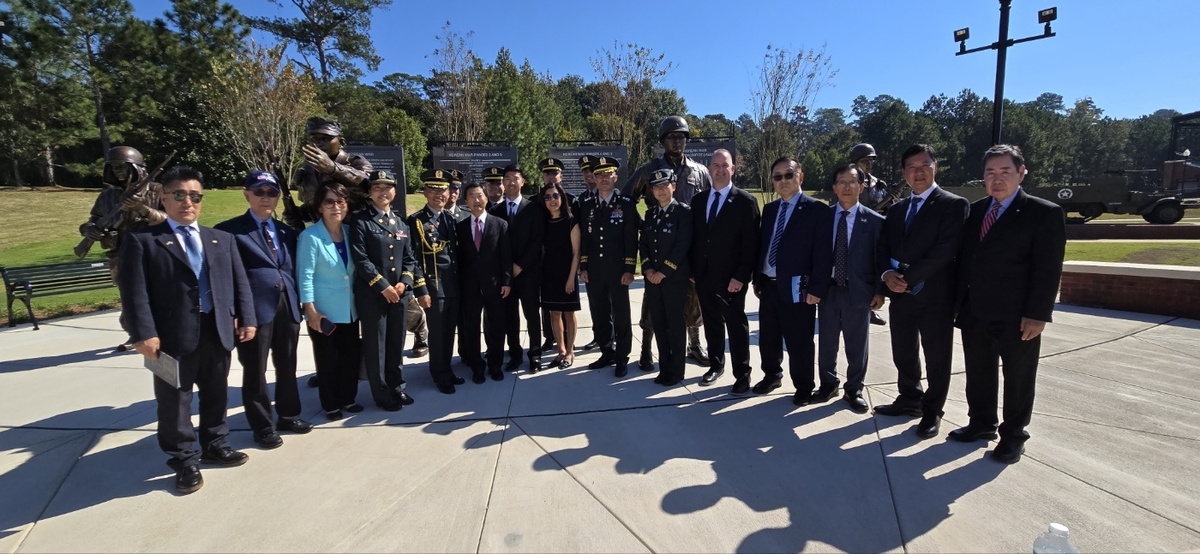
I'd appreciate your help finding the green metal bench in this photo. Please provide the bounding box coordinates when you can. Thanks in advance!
[2,260,114,330]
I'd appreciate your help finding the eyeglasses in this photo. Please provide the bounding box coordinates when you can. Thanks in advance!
[251,188,280,198]
[543,193,561,201]
[772,172,796,182]
[322,198,348,207]
[832,180,862,188]
[169,191,204,203]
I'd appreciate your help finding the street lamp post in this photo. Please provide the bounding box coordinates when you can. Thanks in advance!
[954,1,1057,145]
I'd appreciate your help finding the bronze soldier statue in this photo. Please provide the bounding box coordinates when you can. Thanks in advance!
[78,146,167,349]
[621,116,711,367]
[289,117,372,226]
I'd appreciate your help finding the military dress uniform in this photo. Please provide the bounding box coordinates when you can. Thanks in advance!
[639,190,693,386]
[407,170,464,393]
[580,158,641,376]
[350,171,427,410]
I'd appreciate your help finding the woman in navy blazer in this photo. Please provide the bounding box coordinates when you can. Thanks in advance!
[296,182,362,421]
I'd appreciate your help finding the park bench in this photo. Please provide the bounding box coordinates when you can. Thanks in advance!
[2,260,114,330]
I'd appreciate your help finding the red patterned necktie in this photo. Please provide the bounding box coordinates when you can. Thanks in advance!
[474,218,482,250]
[979,200,1002,240]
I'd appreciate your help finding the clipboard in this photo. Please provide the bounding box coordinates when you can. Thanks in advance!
[144,352,181,388]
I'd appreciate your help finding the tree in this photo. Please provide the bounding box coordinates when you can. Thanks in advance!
[748,43,837,190]
[589,41,675,168]
[249,0,391,83]
[428,21,486,142]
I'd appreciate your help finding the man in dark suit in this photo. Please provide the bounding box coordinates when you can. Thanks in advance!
[690,149,761,387]
[752,157,833,403]
[118,165,257,494]
[350,170,427,412]
[490,163,546,372]
[214,171,312,450]
[949,144,1066,464]
[818,164,886,413]
[874,144,970,440]
[408,169,466,394]
[457,182,513,383]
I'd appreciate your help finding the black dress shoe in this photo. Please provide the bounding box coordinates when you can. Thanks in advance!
[730,378,751,395]
[792,391,812,406]
[489,368,505,381]
[379,400,403,412]
[325,410,343,421]
[395,390,415,406]
[472,371,487,384]
[873,402,923,417]
[343,403,365,413]
[614,362,628,378]
[947,424,999,443]
[505,359,523,373]
[277,418,313,434]
[812,386,840,403]
[528,360,542,373]
[699,368,724,386]
[306,375,319,388]
[436,382,457,395]
[751,376,783,395]
[175,465,203,494]
[638,356,655,372]
[200,446,249,467]
[870,311,886,326]
[916,414,941,439]
[579,339,599,351]
[587,354,615,369]
[559,357,574,369]
[540,338,557,352]
[990,440,1025,464]
[653,374,666,384]
[686,346,710,365]
[450,375,466,385]
[410,343,429,358]
[844,392,869,413]
[253,430,283,449]
[660,376,682,387]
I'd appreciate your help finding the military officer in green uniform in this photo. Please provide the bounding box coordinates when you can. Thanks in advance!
[640,168,694,387]
[350,170,427,411]
[579,157,641,377]
[407,169,466,395]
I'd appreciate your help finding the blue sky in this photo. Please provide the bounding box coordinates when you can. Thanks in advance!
[134,0,1199,120]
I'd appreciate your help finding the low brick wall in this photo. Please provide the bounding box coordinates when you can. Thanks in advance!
[1058,262,1200,319]
[1067,223,1200,240]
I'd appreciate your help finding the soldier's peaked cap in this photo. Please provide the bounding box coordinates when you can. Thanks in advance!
[483,167,505,181]
[649,168,675,186]
[420,169,450,189]
[367,170,395,186]
[539,158,565,172]
[592,156,620,174]
[578,155,596,171]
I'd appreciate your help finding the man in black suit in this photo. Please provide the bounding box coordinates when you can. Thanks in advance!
[350,170,427,412]
[817,164,886,413]
[215,171,312,450]
[118,165,257,494]
[752,157,833,403]
[949,144,1066,464]
[490,163,546,372]
[691,149,761,387]
[874,144,970,440]
[457,182,513,383]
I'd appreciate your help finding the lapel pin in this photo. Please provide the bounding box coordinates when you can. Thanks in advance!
[165,241,174,246]
[212,239,218,243]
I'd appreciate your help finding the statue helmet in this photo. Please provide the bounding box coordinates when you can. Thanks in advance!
[106,146,145,167]
[849,143,877,162]
[658,116,690,140]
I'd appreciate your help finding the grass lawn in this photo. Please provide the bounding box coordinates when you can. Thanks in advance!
[1064,241,1200,266]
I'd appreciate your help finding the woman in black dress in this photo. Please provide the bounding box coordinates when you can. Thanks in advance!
[540,182,581,368]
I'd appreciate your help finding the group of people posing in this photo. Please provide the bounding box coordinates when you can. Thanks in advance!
[96,115,1065,495]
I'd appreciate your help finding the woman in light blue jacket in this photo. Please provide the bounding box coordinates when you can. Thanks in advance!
[297,182,362,421]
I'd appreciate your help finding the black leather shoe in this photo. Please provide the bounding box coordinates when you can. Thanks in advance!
[751,376,782,395]
[410,343,429,358]
[812,386,840,403]
[253,430,283,449]
[343,403,364,413]
[947,424,999,443]
[614,362,628,378]
[395,390,415,406]
[489,368,505,381]
[587,354,615,369]
[201,447,249,467]
[870,311,886,326]
[700,368,724,386]
[306,375,319,388]
[916,414,941,439]
[686,346,709,365]
[472,371,486,384]
[653,374,666,384]
[436,382,457,395]
[873,402,923,417]
[638,354,655,372]
[844,392,869,413]
[277,419,313,434]
[792,391,812,406]
[990,440,1025,464]
[730,378,751,395]
[540,338,557,352]
[528,360,542,373]
[450,375,466,385]
[325,410,343,421]
[379,400,403,412]
[175,465,203,494]
[505,358,523,373]
[660,376,682,387]
[579,339,599,351]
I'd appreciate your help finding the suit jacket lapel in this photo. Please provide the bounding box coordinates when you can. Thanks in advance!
[155,224,192,271]
[980,190,1027,245]
[243,212,278,265]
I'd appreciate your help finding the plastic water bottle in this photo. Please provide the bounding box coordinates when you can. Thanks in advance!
[1033,523,1079,554]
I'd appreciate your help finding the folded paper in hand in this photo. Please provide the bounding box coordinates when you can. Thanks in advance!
[144,352,181,388]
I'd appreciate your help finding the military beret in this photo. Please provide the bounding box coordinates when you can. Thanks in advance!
[578,155,595,171]
[592,156,620,175]
[649,168,675,187]
[483,167,505,182]
[367,170,395,186]
[306,116,342,137]
[420,168,450,189]
[539,158,565,173]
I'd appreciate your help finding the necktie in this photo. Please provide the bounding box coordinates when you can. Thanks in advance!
[979,199,1003,240]
[767,200,789,269]
[474,218,482,250]
[261,221,280,264]
[179,226,213,313]
[834,210,849,286]
[508,200,517,219]
[707,192,721,226]
[904,197,923,231]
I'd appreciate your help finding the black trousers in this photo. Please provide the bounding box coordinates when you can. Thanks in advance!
[888,295,955,416]
[758,278,816,389]
[357,292,410,407]
[647,279,687,382]
[234,292,301,432]
[696,280,752,379]
[960,311,1041,443]
[502,273,541,362]
[586,272,631,360]
[310,319,361,413]
[155,313,230,469]
[460,285,506,373]
[425,296,459,385]
[817,285,871,393]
